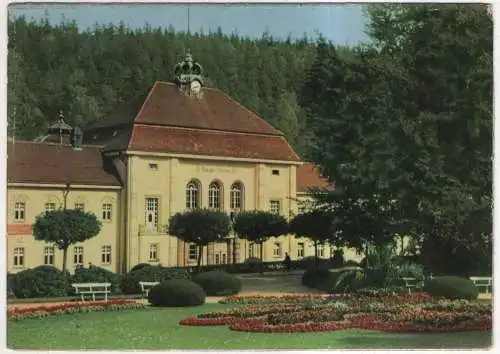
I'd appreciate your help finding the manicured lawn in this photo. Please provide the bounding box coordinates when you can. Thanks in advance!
[7,304,491,350]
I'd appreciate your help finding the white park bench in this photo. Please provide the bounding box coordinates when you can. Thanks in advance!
[139,281,160,298]
[469,276,492,293]
[72,282,111,302]
[401,277,424,294]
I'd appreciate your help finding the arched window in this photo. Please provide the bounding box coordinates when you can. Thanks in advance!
[186,180,200,209]
[208,181,221,210]
[230,182,243,211]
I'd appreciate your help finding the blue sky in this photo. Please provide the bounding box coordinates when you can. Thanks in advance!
[8,3,368,46]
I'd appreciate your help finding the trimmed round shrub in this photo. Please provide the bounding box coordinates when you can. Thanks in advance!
[242,257,263,273]
[71,266,122,294]
[120,266,189,294]
[298,256,330,270]
[148,279,205,307]
[302,268,360,293]
[424,276,479,300]
[192,271,242,296]
[130,263,152,272]
[10,266,70,298]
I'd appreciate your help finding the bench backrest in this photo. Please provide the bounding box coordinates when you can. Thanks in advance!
[469,277,492,285]
[401,277,423,287]
[72,283,111,289]
[139,281,160,288]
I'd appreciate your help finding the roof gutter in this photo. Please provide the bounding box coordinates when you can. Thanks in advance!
[8,183,122,190]
[125,150,304,166]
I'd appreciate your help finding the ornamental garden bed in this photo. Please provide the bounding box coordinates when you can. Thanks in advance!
[180,293,492,333]
[8,300,146,321]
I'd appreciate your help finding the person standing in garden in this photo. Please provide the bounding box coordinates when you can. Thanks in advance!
[284,252,291,272]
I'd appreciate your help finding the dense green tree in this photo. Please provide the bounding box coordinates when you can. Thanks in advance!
[32,209,102,272]
[169,209,231,272]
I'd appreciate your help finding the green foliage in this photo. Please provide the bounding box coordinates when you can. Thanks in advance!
[32,209,102,272]
[302,269,355,293]
[233,211,288,264]
[147,279,206,307]
[129,263,152,272]
[424,276,479,300]
[331,249,345,268]
[169,209,231,271]
[192,271,242,296]
[71,266,122,294]
[297,256,330,271]
[10,266,70,298]
[242,257,264,273]
[120,266,189,294]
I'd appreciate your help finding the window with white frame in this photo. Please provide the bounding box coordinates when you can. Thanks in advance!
[208,182,221,210]
[186,181,200,209]
[273,242,282,257]
[318,244,325,258]
[13,247,25,267]
[14,202,25,222]
[297,242,305,258]
[230,182,243,210]
[74,246,84,265]
[74,203,85,211]
[44,247,55,265]
[149,244,159,262]
[188,244,198,262]
[101,245,112,264]
[145,198,159,231]
[102,203,112,221]
[45,202,57,213]
[215,254,220,264]
[270,200,280,214]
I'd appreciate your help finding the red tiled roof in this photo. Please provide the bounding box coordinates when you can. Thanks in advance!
[7,224,32,235]
[7,141,122,186]
[128,125,300,161]
[296,163,334,193]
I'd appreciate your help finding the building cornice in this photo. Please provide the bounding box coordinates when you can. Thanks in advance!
[8,183,122,190]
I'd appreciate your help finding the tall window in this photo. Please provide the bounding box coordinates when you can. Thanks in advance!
[208,182,221,210]
[215,254,220,264]
[102,203,112,221]
[101,245,112,264]
[44,247,55,265]
[45,202,57,213]
[318,244,325,258]
[13,247,25,267]
[297,242,305,258]
[145,198,159,231]
[273,242,282,257]
[74,246,84,265]
[186,180,200,209]
[249,242,255,258]
[149,244,159,262]
[188,244,198,261]
[74,203,85,211]
[230,182,243,210]
[270,200,280,214]
[14,202,25,222]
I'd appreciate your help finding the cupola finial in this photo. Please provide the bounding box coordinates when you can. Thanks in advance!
[174,50,204,95]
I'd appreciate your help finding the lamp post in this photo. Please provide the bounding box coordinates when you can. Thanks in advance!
[228,211,237,266]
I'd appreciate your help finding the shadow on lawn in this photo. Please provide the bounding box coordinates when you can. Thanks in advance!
[331,330,492,349]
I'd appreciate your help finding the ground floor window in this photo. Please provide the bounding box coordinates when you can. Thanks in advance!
[13,247,25,267]
[74,246,84,265]
[188,244,198,262]
[44,246,55,265]
[297,242,305,258]
[101,245,112,264]
[273,242,282,257]
[149,244,159,262]
[317,244,325,258]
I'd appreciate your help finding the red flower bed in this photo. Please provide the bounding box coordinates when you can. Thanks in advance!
[180,316,241,326]
[8,300,145,320]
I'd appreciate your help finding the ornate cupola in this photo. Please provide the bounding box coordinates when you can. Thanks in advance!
[34,111,83,148]
[174,50,204,98]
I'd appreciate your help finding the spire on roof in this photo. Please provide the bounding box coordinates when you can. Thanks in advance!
[174,49,204,97]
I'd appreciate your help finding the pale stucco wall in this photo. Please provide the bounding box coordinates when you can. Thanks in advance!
[7,187,121,274]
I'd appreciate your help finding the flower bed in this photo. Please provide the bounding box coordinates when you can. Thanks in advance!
[183,294,492,333]
[8,300,146,321]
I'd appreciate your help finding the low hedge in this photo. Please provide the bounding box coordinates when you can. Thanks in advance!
[129,263,152,272]
[71,266,122,294]
[424,276,479,300]
[120,266,189,294]
[148,279,206,307]
[302,268,360,293]
[192,271,242,296]
[10,266,70,298]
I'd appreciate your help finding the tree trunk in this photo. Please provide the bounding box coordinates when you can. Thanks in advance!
[260,242,264,275]
[62,247,68,273]
[206,244,210,268]
[197,244,203,273]
[314,241,318,268]
[232,237,237,266]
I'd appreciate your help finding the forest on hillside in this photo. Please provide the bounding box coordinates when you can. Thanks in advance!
[7,14,354,158]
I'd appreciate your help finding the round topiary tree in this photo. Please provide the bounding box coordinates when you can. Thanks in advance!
[424,276,479,300]
[148,279,206,307]
[120,266,189,294]
[71,266,122,294]
[192,271,242,296]
[130,263,152,272]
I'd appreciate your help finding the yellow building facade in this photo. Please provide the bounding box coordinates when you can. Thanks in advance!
[6,53,360,274]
